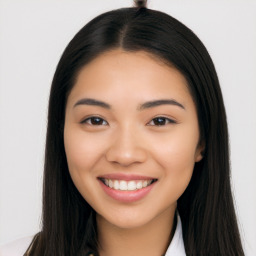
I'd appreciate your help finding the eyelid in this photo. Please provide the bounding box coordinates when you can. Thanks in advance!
[147,116,177,126]
[80,116,108,125]
[79,115,176,126]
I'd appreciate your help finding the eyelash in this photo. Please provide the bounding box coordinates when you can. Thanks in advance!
[81,116,108,126]
[147,117,177,126]
[81,116,176,126]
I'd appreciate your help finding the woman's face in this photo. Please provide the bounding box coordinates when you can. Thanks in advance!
[64,49,203,229]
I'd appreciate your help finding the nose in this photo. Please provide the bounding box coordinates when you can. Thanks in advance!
[105,126,147,167]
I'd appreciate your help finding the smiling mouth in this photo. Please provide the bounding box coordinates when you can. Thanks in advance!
[99,178,157,191]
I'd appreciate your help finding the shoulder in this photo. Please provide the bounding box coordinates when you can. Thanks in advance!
[0,236,33,256]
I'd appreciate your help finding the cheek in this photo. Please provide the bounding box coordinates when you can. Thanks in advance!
[156,145,195,205]
[153,127,199,191]
[63,126,104,198]
[165,143,197,170]
[63,126,107,207]
[64,126,104,171]
[163,146,195,187]
[155,126,199,164]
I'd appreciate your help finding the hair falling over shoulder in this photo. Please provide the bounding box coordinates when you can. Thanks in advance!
[25,3,245,256]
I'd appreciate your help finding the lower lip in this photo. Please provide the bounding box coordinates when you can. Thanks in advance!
[99,180,156,203]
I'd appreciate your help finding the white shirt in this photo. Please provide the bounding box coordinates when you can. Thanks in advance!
[165,214,186,256]
[0,215,186,256]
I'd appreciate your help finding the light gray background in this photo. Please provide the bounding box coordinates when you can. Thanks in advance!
[0,0,255,254]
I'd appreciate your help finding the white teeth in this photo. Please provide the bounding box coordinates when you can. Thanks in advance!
[136,181,142,189]
[109,179,113,188]
[143,181,148,188]
[119,180,127,190]
[127,181,137,191]
[102,179,154,191]
[114,180,119,190]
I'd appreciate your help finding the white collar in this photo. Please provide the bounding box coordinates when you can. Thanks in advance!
[165,213,186,256]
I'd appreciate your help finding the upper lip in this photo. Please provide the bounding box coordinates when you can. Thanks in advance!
[98,173,157,181]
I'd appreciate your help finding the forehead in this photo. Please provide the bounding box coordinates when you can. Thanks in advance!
[68,49,193,107]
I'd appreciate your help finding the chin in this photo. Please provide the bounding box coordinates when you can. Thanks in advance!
[97,209,154,230]
[109,217,150,230]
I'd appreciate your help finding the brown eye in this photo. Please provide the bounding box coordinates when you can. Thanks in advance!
[148,117,176,126]
[81,117,108,126]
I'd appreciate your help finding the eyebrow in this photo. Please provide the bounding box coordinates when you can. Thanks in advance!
[138,99,185,110]
[73,98,185,110]
[74,98,111,109]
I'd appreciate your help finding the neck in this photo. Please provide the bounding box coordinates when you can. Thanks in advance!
[97,207,177,256]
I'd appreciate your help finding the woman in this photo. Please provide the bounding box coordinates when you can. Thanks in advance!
[0,0,245,255]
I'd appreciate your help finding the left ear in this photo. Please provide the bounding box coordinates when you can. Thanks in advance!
[194,141,205,162]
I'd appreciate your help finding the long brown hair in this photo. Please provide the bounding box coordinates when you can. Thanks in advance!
[26,2,244,255]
